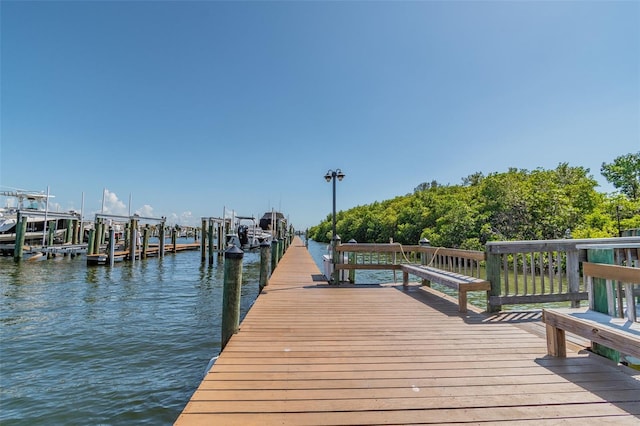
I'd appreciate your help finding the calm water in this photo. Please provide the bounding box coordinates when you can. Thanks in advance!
[1,238,470,425]
[0,240,262,425]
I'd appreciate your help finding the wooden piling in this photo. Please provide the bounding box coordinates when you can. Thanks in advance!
[93,219,102,255]
[171,227,177,253]
[142,225,150,259]
[221,245,244,350]
[208,220,215,265]
[271,238,278,271]
[87,229,96,256]
[14,213,27,261]
[129,218,138,261]
[259,241,270,292]
[47,220,55,257]
[64,219,71,244]
[108,227,116,267]
[159,222,165,258]
[201,219,207,263]
[218,222,226,256]
[72,219,80,244]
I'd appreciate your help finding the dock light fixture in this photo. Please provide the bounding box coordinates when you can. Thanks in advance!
[324,169,345,241]
[325,169,345,284]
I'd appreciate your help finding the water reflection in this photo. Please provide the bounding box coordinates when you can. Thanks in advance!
[0,245,265,425]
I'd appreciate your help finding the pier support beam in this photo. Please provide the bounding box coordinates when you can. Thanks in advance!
[221,246,244,350]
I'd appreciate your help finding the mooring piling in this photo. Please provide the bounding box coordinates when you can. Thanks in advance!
[259,241,271,292]
[221,245,244,350]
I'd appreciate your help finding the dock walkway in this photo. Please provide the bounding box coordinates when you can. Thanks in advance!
[175,237,640,425]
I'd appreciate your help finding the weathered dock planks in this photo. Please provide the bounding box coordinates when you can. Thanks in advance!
[175,237,640,425]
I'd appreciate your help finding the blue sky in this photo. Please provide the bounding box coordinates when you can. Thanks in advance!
[1,1,638,230]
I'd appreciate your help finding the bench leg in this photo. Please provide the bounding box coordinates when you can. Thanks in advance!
[458,291,467,313]
[545,324,566,357]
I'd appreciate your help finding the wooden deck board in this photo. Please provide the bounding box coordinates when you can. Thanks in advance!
[175,237,640,425]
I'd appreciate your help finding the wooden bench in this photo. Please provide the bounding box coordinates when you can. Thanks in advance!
[401,264,490,313]
[542,307,640,359]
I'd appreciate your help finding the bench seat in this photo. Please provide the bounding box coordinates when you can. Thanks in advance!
[401,264,490,313]
[542,307,640,359]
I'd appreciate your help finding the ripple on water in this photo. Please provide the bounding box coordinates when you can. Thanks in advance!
[0,248,256,425]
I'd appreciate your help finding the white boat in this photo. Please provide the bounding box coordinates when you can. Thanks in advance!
[226,216,272,250]
[0,190,78,245]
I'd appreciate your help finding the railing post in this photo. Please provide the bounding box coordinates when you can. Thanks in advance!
[348,239,357,284]
[486,246,502,313]
[585,247,618,361]
[331,235,342,284]
[566,249,580,308]
[419,238,431,286]
[259,241,271,292]
[221,245,244,350]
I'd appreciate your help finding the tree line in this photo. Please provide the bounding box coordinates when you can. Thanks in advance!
[309,152,640,249]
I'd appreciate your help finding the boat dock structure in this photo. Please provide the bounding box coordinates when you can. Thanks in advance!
[175,236,640,425]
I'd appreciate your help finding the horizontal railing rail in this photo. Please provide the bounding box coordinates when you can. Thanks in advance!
[485,237,640,312]
[330,237,640,313]
[335,243,485,273]
[583,261,640,322]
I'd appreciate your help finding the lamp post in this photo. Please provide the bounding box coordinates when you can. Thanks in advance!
[324,169,345,283]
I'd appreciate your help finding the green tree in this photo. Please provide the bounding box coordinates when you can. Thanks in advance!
[310,163,621,245]
[601,152,640,200]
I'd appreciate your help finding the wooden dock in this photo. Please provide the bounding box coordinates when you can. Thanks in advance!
[175,237,640,425]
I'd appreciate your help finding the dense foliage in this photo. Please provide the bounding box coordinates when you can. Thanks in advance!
[309,157,640,248]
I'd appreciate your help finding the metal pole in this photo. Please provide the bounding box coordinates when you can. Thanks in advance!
[332,173,337,240]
